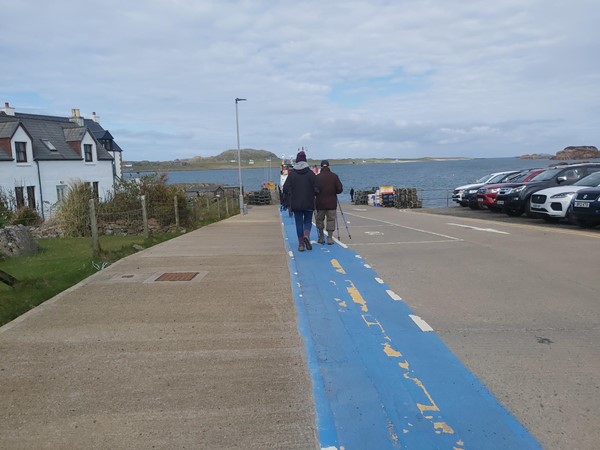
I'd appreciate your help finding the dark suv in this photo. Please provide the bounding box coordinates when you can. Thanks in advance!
[495,163,600,216]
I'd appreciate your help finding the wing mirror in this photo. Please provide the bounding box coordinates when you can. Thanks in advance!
[557,176,568,183]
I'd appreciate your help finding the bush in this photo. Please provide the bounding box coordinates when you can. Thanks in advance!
[11,207,43,226]
[53,181,93,236]
[0,188,13,228]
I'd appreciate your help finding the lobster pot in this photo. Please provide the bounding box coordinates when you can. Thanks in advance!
[394,188,422,209]
[247,188,272,205]
[353,190,373,205]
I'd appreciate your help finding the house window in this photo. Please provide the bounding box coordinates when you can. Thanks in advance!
[15,186,25,208]
[26,186,36,209]
[92,181,99,200]
[42,139,57,151]
[84,144,93,162]
[56,185,67,202]
[15,141,27,162]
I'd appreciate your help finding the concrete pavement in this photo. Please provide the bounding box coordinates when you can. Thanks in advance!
[0,205,318,449]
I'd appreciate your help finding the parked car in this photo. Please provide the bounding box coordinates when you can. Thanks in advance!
[495,163,600,216]
[571,186,600,228]
[476,168,546,211]
[464,171,525,209]
[452,171,520,207]
[529,171,600,222]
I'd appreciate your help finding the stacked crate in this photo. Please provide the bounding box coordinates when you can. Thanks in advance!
[246,188,272,205]
[394,188,422,209]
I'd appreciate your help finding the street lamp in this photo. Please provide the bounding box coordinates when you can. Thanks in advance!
[266,158,271,183]
[235,97,246,214]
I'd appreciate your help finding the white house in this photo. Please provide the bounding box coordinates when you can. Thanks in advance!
[0,102,123,220]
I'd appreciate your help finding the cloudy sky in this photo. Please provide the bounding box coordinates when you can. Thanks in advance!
[2,0,599,161]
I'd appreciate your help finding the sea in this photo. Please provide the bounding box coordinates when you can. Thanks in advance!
[124,157,598,208]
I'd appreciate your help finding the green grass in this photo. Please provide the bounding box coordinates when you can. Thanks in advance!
[0,233,181,327]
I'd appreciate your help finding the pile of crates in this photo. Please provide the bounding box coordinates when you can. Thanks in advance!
[394,188,422,209]
[351,187,422,208]
[246,188,272,205]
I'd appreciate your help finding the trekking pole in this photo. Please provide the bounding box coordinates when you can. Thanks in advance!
[337,197,351,239]
[335,215,341,240]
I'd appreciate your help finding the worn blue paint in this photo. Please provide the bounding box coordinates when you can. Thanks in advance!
[281,211,541,450]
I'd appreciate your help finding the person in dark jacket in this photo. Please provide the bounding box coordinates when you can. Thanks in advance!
[315,160,343,245]
[282,150,316,252]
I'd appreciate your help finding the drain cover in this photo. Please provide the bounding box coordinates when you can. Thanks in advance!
[155,272,199,282]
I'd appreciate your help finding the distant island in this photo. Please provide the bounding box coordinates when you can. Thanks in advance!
[521,146,600,160]
[124,149,472,172]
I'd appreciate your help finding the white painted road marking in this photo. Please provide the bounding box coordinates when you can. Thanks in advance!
[375,277,384,284]
[386,290,402,301]
[447,223,510,234]
[410,314,434,332]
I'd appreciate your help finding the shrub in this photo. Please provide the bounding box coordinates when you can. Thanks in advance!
[11,207,43,226]
[53,181,93,236]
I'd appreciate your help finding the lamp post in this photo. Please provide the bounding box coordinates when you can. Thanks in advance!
[235,97,246,213]
[266,158,271,183]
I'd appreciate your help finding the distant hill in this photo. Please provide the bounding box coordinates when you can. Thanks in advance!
[206,149,279,162]
[551,146,600,160]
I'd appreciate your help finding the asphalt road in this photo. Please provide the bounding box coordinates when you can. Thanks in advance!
[336,205,599,450]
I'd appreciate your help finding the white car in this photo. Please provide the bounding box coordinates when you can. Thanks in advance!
[452,171,521,206]
[529,171,600,222]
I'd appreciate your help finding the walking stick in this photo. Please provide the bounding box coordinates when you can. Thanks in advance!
[337,197,351,239]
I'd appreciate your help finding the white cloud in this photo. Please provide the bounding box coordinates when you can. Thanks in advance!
[1,0,599,161]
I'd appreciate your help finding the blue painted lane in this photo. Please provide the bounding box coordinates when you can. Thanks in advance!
[281,212,541,450]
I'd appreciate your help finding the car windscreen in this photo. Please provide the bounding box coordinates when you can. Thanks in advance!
[488,173,514,183]
[573,171,600,187]
[476,174,494,183]
[530,167,563,181]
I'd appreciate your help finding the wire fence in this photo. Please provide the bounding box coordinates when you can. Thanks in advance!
[352,188,453,208]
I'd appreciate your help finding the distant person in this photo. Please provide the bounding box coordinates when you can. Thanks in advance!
[315,160,343,245]
[283,150,317,252]
[350,187,355,203]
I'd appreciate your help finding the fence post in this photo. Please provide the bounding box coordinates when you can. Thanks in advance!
[217,197,221,219]
[174,195,180,228]
[89,199,99,256]
[141,195,149,238]
[225,197,229,216]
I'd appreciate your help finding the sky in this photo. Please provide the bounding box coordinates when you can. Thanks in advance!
[1,0,599,161]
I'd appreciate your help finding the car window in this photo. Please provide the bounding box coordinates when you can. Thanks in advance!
[574,171,600,186]
[562,168,583,181]
[476,174,494,183]
[530,167,563,181]
[508,171,534,182]
[488,173,513,183]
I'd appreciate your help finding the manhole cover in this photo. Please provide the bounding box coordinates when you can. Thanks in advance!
[155,272,199,282]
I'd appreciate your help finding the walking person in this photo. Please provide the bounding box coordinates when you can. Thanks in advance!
[315,160,343,245]
[282,150,317,252]
[350,187,355,203]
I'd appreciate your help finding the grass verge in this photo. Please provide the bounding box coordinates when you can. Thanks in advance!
[0,233,181,327]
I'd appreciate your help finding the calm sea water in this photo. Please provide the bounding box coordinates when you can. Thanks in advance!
[126,157,597,207]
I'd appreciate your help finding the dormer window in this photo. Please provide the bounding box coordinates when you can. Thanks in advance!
[15,141,27,162]
[42,139,57,151]
[84,143,93,162]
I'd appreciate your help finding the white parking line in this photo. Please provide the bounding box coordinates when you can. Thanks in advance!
[447,223,510,234]
[375,278,384,284]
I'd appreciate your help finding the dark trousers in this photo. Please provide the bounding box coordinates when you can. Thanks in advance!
[293,210,313,239]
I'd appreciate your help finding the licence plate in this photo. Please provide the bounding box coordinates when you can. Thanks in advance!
[531,203,543,210]
[496,200,504,205]
[574,201,590,208]
[477,197,483,202]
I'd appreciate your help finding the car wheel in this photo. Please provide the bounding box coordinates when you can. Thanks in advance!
[506,209,523,217]
[469,203,480,210]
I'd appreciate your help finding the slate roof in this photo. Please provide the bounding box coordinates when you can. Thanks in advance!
[0,112,114,161]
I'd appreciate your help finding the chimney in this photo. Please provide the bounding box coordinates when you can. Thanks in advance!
[1,102,15,116]
[91,111,100,123]
[69,107,84,126]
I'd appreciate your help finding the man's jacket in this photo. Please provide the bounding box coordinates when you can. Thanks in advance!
[315,167,343,210]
